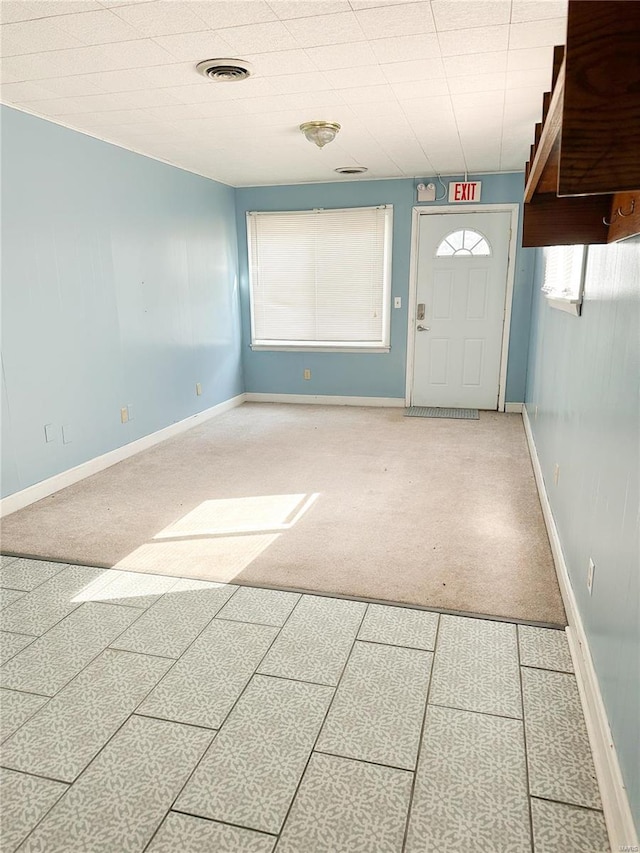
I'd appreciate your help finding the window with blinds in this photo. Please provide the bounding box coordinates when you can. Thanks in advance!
[247,205,393,350]
[542,244,587,315]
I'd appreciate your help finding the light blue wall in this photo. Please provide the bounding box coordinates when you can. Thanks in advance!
[235,172,535,402]
[1,106,242,498]
[526,237,640,830]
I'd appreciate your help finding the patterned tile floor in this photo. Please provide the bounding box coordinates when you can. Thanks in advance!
[0,556,610,852]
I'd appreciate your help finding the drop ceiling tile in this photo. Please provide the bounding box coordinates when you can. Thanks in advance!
[66,92,145,113]
[114,88,183,109]
[144,102,210,121]
[509,19,567,50]
[218,20,299,53]
[239,89,345,115]
[0,80,56,102]
[152,30,233,62]
[401,94,455,122]
[507,46,554,72]
[337,83,396,104]
[49,39,175,76]
[364,112,417,143]
[425,152,466,173]
[381,58,445,83]
[105,120,174,138]
[138,62,208,88]
[350,99,407,121]
[324,65,387,89]
[438,24,509,56]
[442,51,507,76]
[1,53,67,83]
[38,76,107,97]
[282,12,366,48]
[447,71,506,94]
[269,71,333,95]
[370,33,440,64]
[160,83,238,104]
[54,9,142,45]
[354,2,435,39]
[195,98,252,117]
[110,1,209,37]
[244,49,318,76]
[269,0,350,19]
[20,97,86,116]
[192,0,277,28]
[1,0,102,22]
[303,41,377,70]
[215,76,278,99]
[0,19,84,57]
[350,0,415,9]
[511,0,567,24]
[80,68,158,92]
[461,151,500,171]
[392,78,449,99]
[64,108,150,126]
[506,67,551,90]
[431,0,510,31]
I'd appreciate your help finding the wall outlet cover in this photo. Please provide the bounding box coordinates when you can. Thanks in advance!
[587,558,595,594]
[120,407,129,424]
[553,463,560,485]
[303,369,311,380]
[196,383,202,396]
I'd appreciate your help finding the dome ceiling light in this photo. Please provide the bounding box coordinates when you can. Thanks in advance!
[299,121,341,148]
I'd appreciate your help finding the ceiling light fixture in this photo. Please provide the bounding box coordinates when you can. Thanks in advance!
[335,166,368,175]
[299,121,341,148]
[196,59,253,82]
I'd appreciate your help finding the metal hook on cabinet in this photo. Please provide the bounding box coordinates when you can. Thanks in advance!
[603,196,636,226]
[618,197,635,217]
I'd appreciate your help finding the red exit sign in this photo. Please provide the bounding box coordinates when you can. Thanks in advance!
[448,181,482,202]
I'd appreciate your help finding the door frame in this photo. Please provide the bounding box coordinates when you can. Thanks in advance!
[404,203,519,412]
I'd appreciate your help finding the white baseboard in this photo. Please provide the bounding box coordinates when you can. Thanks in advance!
[244,393,405,407]
[505,402,524,413]
[522,404,638,850]
[0,394,245,518]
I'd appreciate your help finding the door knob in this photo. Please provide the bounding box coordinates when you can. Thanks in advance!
[417,325,430,331]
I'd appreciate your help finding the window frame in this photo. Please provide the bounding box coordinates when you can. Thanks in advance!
[246,205,393,353]
[542,244,588,316]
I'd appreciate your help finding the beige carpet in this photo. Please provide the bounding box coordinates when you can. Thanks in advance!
[0,404,566,625]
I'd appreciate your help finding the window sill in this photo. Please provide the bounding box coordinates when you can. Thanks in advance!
[250,344,391,354]
[545,296,582,316]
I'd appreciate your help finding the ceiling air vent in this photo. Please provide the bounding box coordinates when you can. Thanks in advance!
[196,59,253,82]
[334,166,368,175]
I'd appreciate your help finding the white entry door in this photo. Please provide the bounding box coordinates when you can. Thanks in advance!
[411,210,511,409]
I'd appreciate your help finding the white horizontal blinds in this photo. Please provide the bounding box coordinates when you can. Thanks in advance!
[248,206,391,346]
[250,212,317,341]
[314,208,387,341]
[542,245,586,299]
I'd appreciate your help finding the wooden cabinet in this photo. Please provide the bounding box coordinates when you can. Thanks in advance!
[523,1,640,247]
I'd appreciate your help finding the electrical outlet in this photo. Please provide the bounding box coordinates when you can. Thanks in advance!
[62,425,72,445]
[44,423,56,443]
[120,407,129,424]
[127,404,134,421]
[394,296,402,309]
[534,405,538,420]
[303,369,311,380]
[587,558,595,595]
[553,463,560,485]
[195,383,202,396]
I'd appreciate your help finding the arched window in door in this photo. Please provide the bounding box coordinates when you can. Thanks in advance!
[435,229,491,257]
